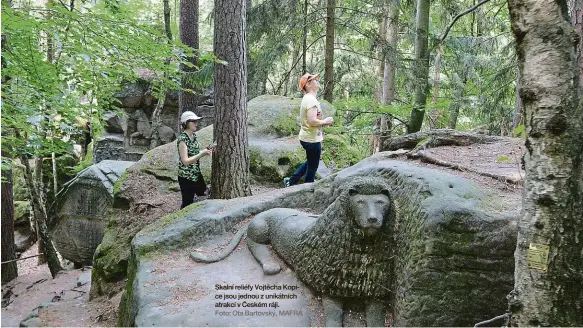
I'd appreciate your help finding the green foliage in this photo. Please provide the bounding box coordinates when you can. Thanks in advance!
[495,156,512,163]
[321,134,363,169]
[74,142,94,173]
[245,0,517,134]
[513,124,526,138]
[1,0,194,159]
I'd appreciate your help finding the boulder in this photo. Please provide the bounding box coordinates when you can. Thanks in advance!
[134,125,330,184]
[158,125,175,144]
[114,81,149,108]
[49,160,135,265]
[247,95,335,137]
[118,153,518,327]
[93,135,125,164]
[90,143,189,298]
[103,111,127,134]
[14,201,33,253]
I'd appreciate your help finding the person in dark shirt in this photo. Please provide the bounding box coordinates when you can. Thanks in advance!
[177,111,212,209]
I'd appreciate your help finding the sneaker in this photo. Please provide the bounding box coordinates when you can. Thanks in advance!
[283,177,291,187]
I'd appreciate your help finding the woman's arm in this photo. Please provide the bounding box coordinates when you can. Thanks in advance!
[179,142,211,165]
[306,107,334,127]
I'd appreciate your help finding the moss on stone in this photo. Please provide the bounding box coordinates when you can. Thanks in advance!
[113,170,128,197]
[14,201,30,225]
[321,134,363,169]
[140,202,205,235]
[74,142,94,174]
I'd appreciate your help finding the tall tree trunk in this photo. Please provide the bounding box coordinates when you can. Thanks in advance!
[572,0,583,84]
[20,155,63,278]
[288,41,301,95]
[1,0,18,283]
[1,158,18,284]
[512,68,522,130]
[323,0,336,102]
[372,0,398,154]
[428,44,443,129]
[178,0,199,129]
[383,0,399,106]
[507,0,583,325]
[448,79,464,129]
[163,0,172,41]
[408,0,430,133]
[34,157,46,265]
[376,12,388,102]
[212,0,251,199]
[302,0,308,74]
[150,1,172,149]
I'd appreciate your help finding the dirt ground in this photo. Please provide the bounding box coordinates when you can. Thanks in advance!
[1,243,119,327]
[0,137,524,327]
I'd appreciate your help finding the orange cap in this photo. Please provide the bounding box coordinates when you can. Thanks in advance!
[299,73,320,91]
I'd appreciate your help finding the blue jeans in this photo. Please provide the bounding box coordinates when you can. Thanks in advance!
[289,141,321,185]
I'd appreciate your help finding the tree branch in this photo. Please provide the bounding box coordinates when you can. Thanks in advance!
[440,0,492,43]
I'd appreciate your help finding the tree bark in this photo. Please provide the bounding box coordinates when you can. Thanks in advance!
[302,0,308,74]
[323,0,336,102]
[448,71,466,129]
[383,0,399,106]
[512,68,522,130]
[33,157,46,265]
[20,155,63,278]
[376,12,388,102]
[1,158,18,284]
[507,0,583,325]
[384,128,500,151]
[1,0,18,284]
[178,0,199,129]
[150,2,172,149]
[372,0,398,154]
[572,0,583,84]
[408,0,430,133]
[428,45,442,129]
[163,0,172,41]
[211,0,251,199]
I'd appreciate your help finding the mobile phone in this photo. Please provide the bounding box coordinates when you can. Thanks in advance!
[206,142,217,150]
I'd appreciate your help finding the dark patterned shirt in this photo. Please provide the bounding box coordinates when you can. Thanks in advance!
[177,132,201,181]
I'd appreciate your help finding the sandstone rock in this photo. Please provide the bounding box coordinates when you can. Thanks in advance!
[119,153,518,327]
[103,111,127,134]
[14,201,33,253]
[94,135,125,164]
[247,95,335,137]
[157,125,176,144]
[134,110,152,139]
[49,160,135,265]
[114,81,149,108]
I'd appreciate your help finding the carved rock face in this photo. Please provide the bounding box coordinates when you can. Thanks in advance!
[348,192,391,236]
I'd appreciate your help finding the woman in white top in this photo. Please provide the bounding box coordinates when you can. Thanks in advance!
[284,73,334,186]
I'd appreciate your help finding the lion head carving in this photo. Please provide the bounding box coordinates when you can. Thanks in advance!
[293,177,395,298]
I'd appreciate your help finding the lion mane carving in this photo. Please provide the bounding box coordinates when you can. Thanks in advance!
[191,177,395,326]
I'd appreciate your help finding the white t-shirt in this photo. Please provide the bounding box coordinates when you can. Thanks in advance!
[298,93,323,143]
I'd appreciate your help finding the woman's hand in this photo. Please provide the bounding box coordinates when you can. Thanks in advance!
[200,148,212,157]
[322,117,334,126]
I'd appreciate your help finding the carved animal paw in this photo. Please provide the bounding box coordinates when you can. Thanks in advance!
[262,262,281,275]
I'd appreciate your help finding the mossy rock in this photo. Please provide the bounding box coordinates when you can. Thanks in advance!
[136,125,214,184]
[248,137,306,182]
[14,201,30,226]
[12,163,28,202]
[247,95,335,137]
[321,134,364,170]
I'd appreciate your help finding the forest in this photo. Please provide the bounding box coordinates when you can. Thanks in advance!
[1,0,582,326]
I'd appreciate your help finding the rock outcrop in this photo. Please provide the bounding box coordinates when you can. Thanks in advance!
[118,153,518,327]
[94,79,215,164]
[49,160,135,266]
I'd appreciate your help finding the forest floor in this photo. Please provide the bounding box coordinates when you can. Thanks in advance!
[0,136,524,327]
